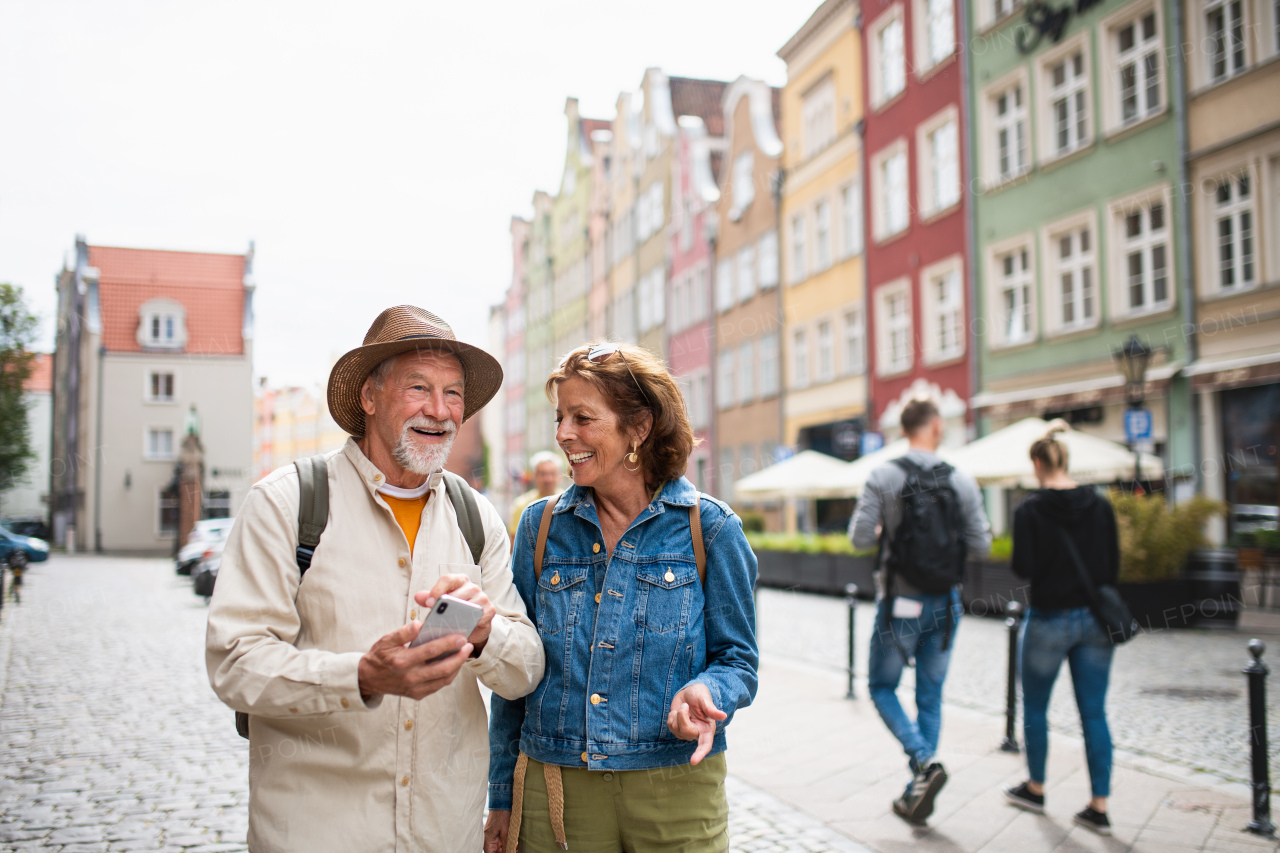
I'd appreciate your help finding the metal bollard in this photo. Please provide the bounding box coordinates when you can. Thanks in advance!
[844,583,859,699]
[1000,601,1022,753]
[1245,639,1276,837]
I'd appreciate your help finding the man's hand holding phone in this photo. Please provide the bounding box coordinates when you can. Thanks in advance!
[415,573,496,651]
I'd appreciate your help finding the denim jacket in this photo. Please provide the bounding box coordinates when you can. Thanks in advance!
[488,476,759,810]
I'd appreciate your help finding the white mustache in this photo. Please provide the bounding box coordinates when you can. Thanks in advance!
[403,417,456,436]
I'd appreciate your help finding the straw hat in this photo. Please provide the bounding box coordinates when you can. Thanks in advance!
[327,305,502,437]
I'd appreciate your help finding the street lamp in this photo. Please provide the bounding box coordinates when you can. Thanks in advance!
[1112,334,1153,486]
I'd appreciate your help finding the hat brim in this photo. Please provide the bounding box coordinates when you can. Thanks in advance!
[327,337,503,437]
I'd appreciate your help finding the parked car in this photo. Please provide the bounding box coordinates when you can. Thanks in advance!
[191,536,227,601]
[176,517,236,575]
[0,523,50,569]
[1,516,50,541]
[1233,504,1279,535]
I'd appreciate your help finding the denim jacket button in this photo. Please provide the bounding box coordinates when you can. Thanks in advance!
[664,570,675,582]
[550,573,560,586]
[593,543,601,553]
[580,752,589,763]
[590,693,601,705]
[595,593,602,604]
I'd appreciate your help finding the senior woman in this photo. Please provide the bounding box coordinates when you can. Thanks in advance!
[484,343,759,853]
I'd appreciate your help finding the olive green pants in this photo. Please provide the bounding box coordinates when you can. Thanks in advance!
[518,754,728,852]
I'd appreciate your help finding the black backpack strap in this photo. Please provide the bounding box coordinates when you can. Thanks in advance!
[294,455,329,575]
[443,471,484,565]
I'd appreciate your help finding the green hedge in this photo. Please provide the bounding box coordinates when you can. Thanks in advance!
[745,532,876,556]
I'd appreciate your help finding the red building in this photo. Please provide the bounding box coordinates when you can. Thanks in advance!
[862,0,971,444]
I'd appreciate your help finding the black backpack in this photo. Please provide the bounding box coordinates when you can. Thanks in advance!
[234,453,485,739]
[883,457,966,594]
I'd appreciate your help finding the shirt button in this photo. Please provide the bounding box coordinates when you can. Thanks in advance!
[405,720,414,731]
[593,543,601,553]
[340,698,350,709]
[590,693,601,705]
[409,610,417,619]
[374,474,383,482]
[581,752,589,763]
[595,593,602,604]
[288,707,297,714]
[664,570,676,582]
[399,558,406,567]
[401,775,409,786]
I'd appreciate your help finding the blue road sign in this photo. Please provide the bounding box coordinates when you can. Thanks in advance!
[861,431,885,455]
[1124,408,1152,444]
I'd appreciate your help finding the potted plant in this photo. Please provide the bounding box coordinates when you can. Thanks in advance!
[745,532,876,597]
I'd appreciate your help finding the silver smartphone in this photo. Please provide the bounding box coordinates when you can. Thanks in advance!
[409,593,484,657]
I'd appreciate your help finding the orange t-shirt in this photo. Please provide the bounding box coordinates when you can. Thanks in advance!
[382,494,428,554]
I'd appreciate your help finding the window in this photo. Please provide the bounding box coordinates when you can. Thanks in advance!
[1046,219,1096,331]
[842,307,865,375]
[792,328,809,389]
[732,151,755,217]
[1206,0,1246,82]
[148,371,175,403]
[760,332,780,397]
[693,265,709,323]
[876,283,913,375]
[802,77,837,159]
[737,245,756,303]
[790,214,807,283]
[873,143,909,240]
[717,350,735,410]
[918,111,960,216]
[716,258,735,313]
[159,484,180,536]
[739,445,758,476]
[737,341,756,405]
[815,199,832,270]
[918,0,955,70]
[840,180,864,258]
[146,427,175,461]
[637,268,664,333]
[872,9,906,106]
[758,232,779,290]
[994,244,1034,344]
[1215,172,1255,292]
[138,298,186,350]
[1043,46,1090,158]
[816,320,834,382]
[1114,194,1170,314]
[989,0,1024,26]
[988,77,1028,183]
[923,261,964,362]
[719,447,736,484]
[205,490,232,519]
[691,370,711,430]
[1111,10,1162,128]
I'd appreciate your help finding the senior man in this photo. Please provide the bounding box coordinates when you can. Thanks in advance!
[506,450,564,536]
[207,306,544,853]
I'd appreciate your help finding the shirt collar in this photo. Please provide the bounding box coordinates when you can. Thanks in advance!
[342,437,444,498]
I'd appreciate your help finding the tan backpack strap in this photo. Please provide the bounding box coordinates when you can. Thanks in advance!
[543,762,568,850]
[533,495,558,581]
[691,497,706,587]
[506,752,529,853]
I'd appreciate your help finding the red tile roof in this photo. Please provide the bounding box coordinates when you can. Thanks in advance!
[581,117,611,137]
[670,77,728,137]
[88,245,246,355]
[23,353,52,393]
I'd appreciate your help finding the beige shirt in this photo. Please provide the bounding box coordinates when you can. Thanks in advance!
[206,439,544,853]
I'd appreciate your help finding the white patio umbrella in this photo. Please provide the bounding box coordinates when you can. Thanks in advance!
[732,449,852,501]
[822,438,957,498]
[945,417,1163,488]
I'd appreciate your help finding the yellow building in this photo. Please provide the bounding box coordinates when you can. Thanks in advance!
[777,0,867,529]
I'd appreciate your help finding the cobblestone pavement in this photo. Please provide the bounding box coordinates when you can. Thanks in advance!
[0,556,872,853]
[756,586,1279,785]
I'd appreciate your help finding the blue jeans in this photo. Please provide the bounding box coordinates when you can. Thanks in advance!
[1020,606,1114,798]
[868,589,962,773]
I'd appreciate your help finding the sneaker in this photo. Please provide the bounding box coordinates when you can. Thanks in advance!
[1003,782,1045,813]
[892,762,948,825]
[1073,806,1112,836]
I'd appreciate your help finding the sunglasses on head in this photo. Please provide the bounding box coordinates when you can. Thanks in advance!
[578,343,652,408]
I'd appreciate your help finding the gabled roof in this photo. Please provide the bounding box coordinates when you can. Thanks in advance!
[669,76,728,137]
[88,245,247,355]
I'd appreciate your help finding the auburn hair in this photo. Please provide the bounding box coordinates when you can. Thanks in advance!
[545,343,695,488]
[1029,419,1070,473]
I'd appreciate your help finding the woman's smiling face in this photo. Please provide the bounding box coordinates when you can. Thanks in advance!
[554,375,642,490]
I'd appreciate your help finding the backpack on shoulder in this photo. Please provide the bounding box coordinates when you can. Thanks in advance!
[234,454,485,740]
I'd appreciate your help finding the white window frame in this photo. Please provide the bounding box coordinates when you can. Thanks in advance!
[980,0,1024,31]
[917,106,961,219]
[758,232,780,290]
[982,68,1031,188]
[1101,3,1166,135]
[789,213,808,284]
[814,198,833,271]
[737,340,756,405]
[872,139,910,242]
[791,327,810,389]
[1041,210,1099,335]
[920,255,965,364]
[1205,0,1249,84]
[145,426,176,461]
[731,151,755,219]
[716,257,735,313]
[1037,34,1092,163]
[815,318,835,383]
[760,331,781,398]
[737,244,757,304]
[716,349,735,410]
[914,0,955,74]
[1108,184,1174,319]
[869,5,907,109]
[841,305,866,376]
[986,234,1037,349]
[1211,169,1257,294]
[840,178,864,259]
[875,279,914,377]
[146,370,176,404]
[801,76,837,160]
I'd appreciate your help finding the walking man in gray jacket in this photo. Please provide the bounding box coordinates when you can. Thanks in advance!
[849,398,991,825]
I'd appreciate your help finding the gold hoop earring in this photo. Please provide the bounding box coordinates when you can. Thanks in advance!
[624,440,641,472]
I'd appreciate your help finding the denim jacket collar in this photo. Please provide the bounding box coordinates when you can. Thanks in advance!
[553,477,701,518]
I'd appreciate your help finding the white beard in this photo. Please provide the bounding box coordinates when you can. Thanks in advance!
[393,417,457,475]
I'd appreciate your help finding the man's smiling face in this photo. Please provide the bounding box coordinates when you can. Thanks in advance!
[360,349,465,478]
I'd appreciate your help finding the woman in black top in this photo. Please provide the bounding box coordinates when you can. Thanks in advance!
[1002,422,1119,836]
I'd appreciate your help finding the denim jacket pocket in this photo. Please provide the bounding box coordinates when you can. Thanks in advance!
[636,560,699,634]
[536,561,589,636]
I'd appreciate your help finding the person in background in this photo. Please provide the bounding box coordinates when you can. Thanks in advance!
[1003,421,1119,836]
[849,398,991,825]
[508,450,565,537]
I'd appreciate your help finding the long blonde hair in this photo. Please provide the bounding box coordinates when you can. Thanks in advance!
[1029,419,1070,473]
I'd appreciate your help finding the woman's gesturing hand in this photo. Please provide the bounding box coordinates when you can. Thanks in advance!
[483,809,510,853]
[666,683,728,765]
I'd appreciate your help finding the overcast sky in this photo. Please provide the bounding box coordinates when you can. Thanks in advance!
[0,1,814,388]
